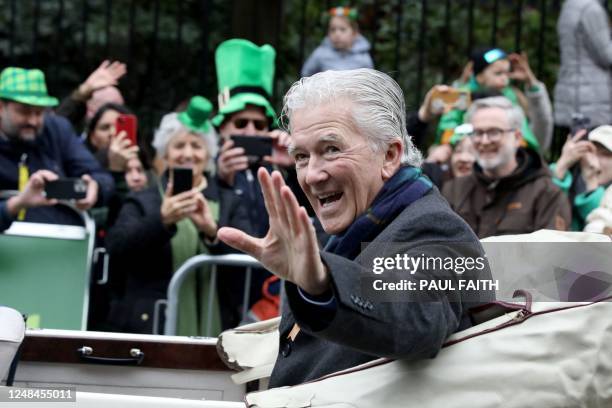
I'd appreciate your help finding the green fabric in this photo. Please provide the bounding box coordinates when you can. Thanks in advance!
[0,67,59,106]
[549,163,573,192]
[548,164,604,230]
[213,39,277,126]
[449,127,470,146]
[158,182,222,337]
[211,93,277,127]
[575,186,605,223]
[435,78,540,151]
[178,96,213,133]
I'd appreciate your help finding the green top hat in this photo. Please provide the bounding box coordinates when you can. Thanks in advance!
[178,95,213,133]
[212,39,277,127]
[0,67,59,107]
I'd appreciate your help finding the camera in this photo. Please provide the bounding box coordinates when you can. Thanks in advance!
[44,178,87,200]
[570,113,591,137]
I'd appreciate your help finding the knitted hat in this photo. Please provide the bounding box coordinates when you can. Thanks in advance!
[0,67,58,107]
[212,39,276,127]
[471,48,508,75]
[178,96,213,133]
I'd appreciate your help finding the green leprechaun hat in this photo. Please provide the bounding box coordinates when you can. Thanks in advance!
[212,39,277,127]
[0,67,59,107]
[178,95,213,133]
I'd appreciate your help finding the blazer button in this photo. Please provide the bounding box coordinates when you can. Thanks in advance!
[281,341,292,358]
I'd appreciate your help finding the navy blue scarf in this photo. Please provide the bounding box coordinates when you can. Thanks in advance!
[324,166,432,260]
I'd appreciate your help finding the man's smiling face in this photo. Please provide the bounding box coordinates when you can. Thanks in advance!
[289,101,387,235]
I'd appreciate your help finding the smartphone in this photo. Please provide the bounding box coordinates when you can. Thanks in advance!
[171,167,193,195]
[431,88,471,111]
[570,113,590,138]
[45,178,88,200]
[115,114,138,146]
[230,135,273,163]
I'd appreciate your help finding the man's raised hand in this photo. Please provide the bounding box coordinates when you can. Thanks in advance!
[218,168,330,295]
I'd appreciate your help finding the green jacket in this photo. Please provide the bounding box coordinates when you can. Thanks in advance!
[549,162,606,230]
[436,78,540,151]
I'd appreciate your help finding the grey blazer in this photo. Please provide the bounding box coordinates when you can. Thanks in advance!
[269,188,495,388]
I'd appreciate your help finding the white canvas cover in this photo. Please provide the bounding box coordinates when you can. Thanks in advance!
[244,300,612,407]
[216,230,612,406]
[0,306,25,381]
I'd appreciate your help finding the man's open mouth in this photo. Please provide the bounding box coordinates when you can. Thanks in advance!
[318,192,343,207]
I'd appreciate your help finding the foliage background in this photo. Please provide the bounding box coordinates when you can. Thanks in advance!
[0,0,578,148]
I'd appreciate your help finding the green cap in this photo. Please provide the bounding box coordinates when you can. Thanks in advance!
[0,67,59,107]
[178,96,213,133]
[212,39,277,127]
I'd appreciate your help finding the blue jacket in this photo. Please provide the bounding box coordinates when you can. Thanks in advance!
[0,113,114,230]
[301,34,374,77]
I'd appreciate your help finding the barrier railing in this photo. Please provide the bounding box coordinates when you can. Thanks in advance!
[161,254,262,337]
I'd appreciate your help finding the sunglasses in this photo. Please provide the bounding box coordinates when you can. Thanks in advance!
[232,118,268,131]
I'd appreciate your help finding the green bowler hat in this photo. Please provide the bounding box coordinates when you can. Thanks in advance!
[0,67,59,107]
[178,95,213,133]
[212,39,277,127]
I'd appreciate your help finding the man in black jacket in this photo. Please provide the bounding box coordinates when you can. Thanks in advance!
[0,67,113,230]
[219,68,494,387]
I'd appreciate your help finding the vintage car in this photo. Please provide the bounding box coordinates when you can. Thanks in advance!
[1,216,611,407]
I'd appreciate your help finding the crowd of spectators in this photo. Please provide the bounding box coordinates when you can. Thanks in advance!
[0,4,611,337]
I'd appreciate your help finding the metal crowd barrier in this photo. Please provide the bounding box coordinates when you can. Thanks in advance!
[160,254,262,337]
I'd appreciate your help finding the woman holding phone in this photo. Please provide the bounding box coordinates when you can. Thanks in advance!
[85,103,151,330]
[105,96,250,335]
[86,103,139,172]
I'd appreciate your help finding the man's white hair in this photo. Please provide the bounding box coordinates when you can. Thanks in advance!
[464,96,525,130]
[281,68,423,167]
[152,112,218,172]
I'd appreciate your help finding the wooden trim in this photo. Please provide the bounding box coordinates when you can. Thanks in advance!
[20,335,230,371]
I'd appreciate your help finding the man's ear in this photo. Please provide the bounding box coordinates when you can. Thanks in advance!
[512,129,523,147]
[381,139,403,180]
[475,72,485,86]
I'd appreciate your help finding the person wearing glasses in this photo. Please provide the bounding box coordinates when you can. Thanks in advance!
[436,47,553,154]
[211,39,311,328]
[212,39,297,236]
[442,96,570,238]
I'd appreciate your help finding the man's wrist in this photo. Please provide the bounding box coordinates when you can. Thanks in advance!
[301,264,331,296]
[108,159,125,172]
[417,106,430,123]
[525,77,538,89]
[75,84,93,101]
[6,195,23,216]
[201,223,218,240]
[554,159,571,179]
[217,171,234,187]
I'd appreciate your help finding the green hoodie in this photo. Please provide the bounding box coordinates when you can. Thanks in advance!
[436,77,540,151]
